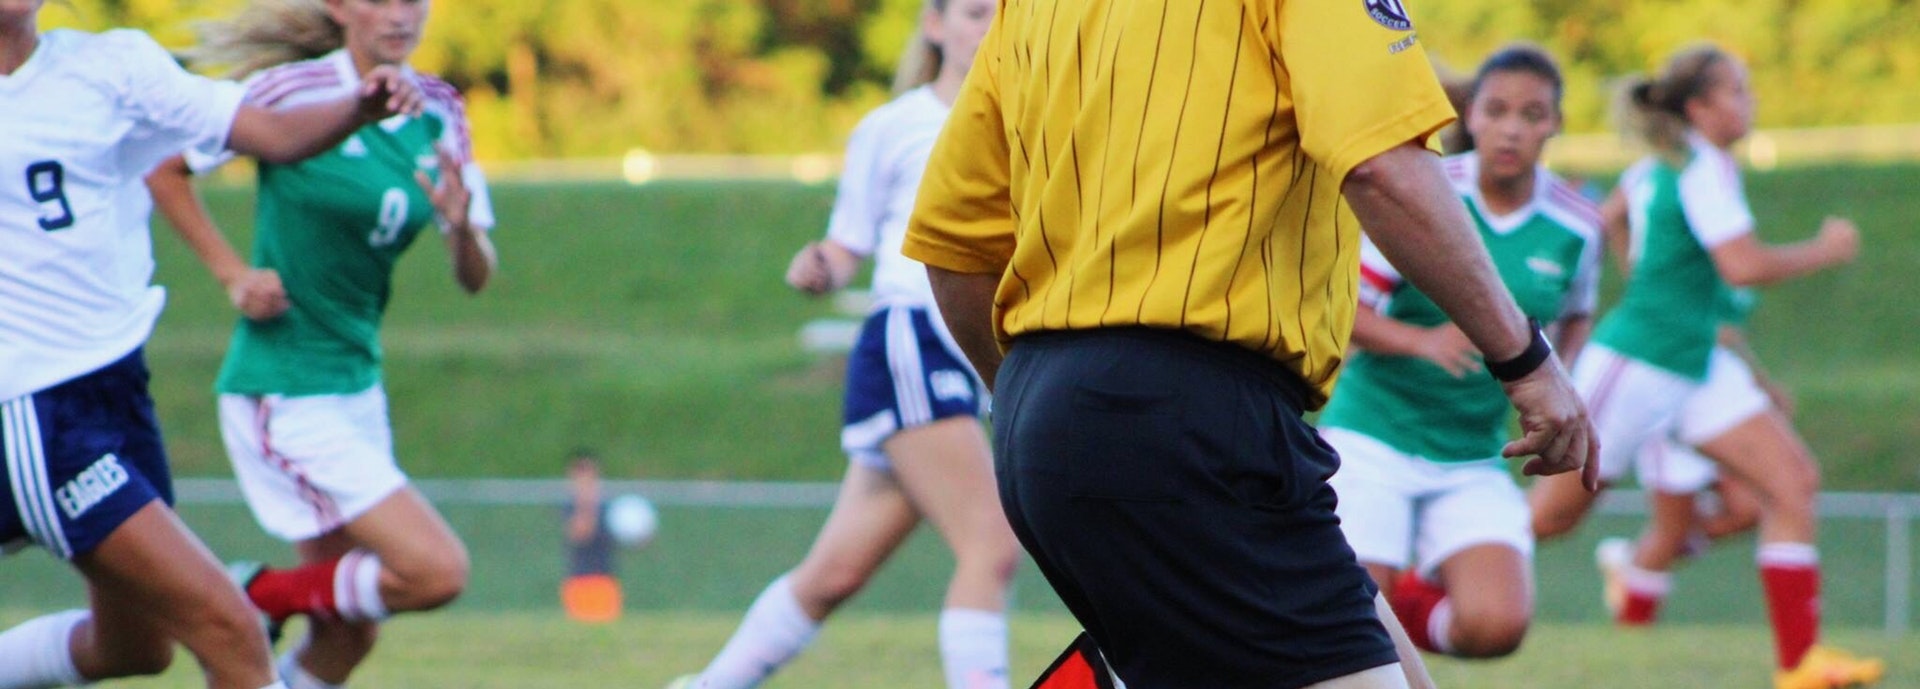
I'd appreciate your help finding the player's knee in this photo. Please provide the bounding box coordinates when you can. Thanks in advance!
[415,549,471,609]
[1530,509,1580,540]
[1449,610,1530,658]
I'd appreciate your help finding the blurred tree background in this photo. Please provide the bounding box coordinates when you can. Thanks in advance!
[41,0,1920,159]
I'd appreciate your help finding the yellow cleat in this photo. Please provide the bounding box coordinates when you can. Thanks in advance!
[663,675,699,689]
[1774,646,1886,689]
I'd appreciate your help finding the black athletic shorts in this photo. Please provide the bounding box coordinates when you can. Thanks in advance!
[993,328,1396,689]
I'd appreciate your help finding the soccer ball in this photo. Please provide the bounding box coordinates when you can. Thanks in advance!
[604,494,658,548]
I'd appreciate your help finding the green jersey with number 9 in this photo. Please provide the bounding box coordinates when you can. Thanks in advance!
[198,51,492,396]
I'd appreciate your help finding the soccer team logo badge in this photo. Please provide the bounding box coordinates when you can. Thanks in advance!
[1365,0,1413,31]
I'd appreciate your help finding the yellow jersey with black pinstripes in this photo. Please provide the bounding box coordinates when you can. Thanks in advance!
[903,0,1455,407]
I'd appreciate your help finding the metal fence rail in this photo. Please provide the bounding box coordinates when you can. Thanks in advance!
[171,479,1920,635]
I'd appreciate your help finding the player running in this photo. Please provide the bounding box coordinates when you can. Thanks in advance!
[144,1,495,687]
[1319,44,1600,660]
[667,1,1018,688]
[1526,44,1881,689]
[0,1,418,687]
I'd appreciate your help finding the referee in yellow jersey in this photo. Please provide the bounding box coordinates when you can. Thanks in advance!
[904,0,1600,687]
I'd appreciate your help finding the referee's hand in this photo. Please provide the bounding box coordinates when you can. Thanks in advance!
[1499,358,1600,491]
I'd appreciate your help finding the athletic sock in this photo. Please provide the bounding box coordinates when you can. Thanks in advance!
[258,683,291,689]
[938,608,1010,689]
[1758,542,1821,670]
[1618,561,1672,626]
[694,575,821,689]
[247,550,388,623]
[0,609,87,688]
[1385,571,1446,654]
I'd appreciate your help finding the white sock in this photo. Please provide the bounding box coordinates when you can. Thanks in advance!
[258,683,291,689]
[1427,599,1457,655]
[278,652,344,689]
[332,550,388,623]
[695,576,820,689]
[0,609,87,688]
[1622,561,1674,597]
[1758,542,1820,568]
[938,608,1009,689]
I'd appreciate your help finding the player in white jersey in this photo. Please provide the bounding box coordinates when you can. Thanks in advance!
[0,2,419,688]
[1525,45,1879,689]
[669,2,1017,688]
[141,1,496,688]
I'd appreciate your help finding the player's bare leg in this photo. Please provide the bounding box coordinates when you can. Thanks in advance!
[1432,545,1532,657]
[887,416,1021,688]
[682,464,922,689]
[255,488,466,686]
[1696,411,1817,545]
[1698,410,1882,684]
[73,501,277,689]
[787,465,923,618]
[885,417,1019,612]
[1528,471,1601,541]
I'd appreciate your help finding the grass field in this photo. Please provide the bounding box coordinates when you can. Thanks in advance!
[4,165,1916,686]
[0,611,1903,689]
[136,164,1920,488]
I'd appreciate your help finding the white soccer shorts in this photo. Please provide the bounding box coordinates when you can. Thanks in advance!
[1570,344,1699,484]
[219,385,409,542]
[1632,347,1772,494]
[1325,428,1534,576]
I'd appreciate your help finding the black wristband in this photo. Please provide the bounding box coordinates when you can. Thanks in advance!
[1486,319,1552,382]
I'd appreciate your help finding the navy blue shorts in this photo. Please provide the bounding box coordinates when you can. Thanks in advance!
[993,329,1395,689]
[1,349,173,560]
[840,305,985,470]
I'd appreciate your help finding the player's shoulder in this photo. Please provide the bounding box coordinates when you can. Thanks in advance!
[1440,152,1478,195]
[34,29,165,80]
[243,52,352,108]
[415,72,465,109]
[1537,168,1601,241]
[855,86,947,137]
[79,28,169,59]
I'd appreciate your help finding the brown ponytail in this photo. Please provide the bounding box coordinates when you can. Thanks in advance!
[1614,44,1732,158]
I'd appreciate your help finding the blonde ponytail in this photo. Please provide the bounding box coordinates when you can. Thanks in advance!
[183,0,342,78]
[1614,44,1732,159]
[889,0,948,95]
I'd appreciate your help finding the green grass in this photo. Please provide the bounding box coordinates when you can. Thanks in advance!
[137,164,1920,487]
[6,610,1912,688]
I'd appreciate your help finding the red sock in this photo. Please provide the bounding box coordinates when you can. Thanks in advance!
[245,558,341,621]
[1758,543,1821,670]
[1387,571,1446,653]
[1619,590,1661,626]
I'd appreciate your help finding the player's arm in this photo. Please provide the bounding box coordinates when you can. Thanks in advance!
[146,156,290,321]
[1350,309,1480,379]
[225,65,423,164]
[1599,187,1633,274]
[415,146,496,294]
[1549,315,1592,366]
[788,240,863,296]
[1710,219,1858,287]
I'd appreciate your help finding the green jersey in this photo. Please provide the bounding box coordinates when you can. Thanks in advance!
[1591,136,1754,379]
[199,52,494,396]
[1320,154,1601,462]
